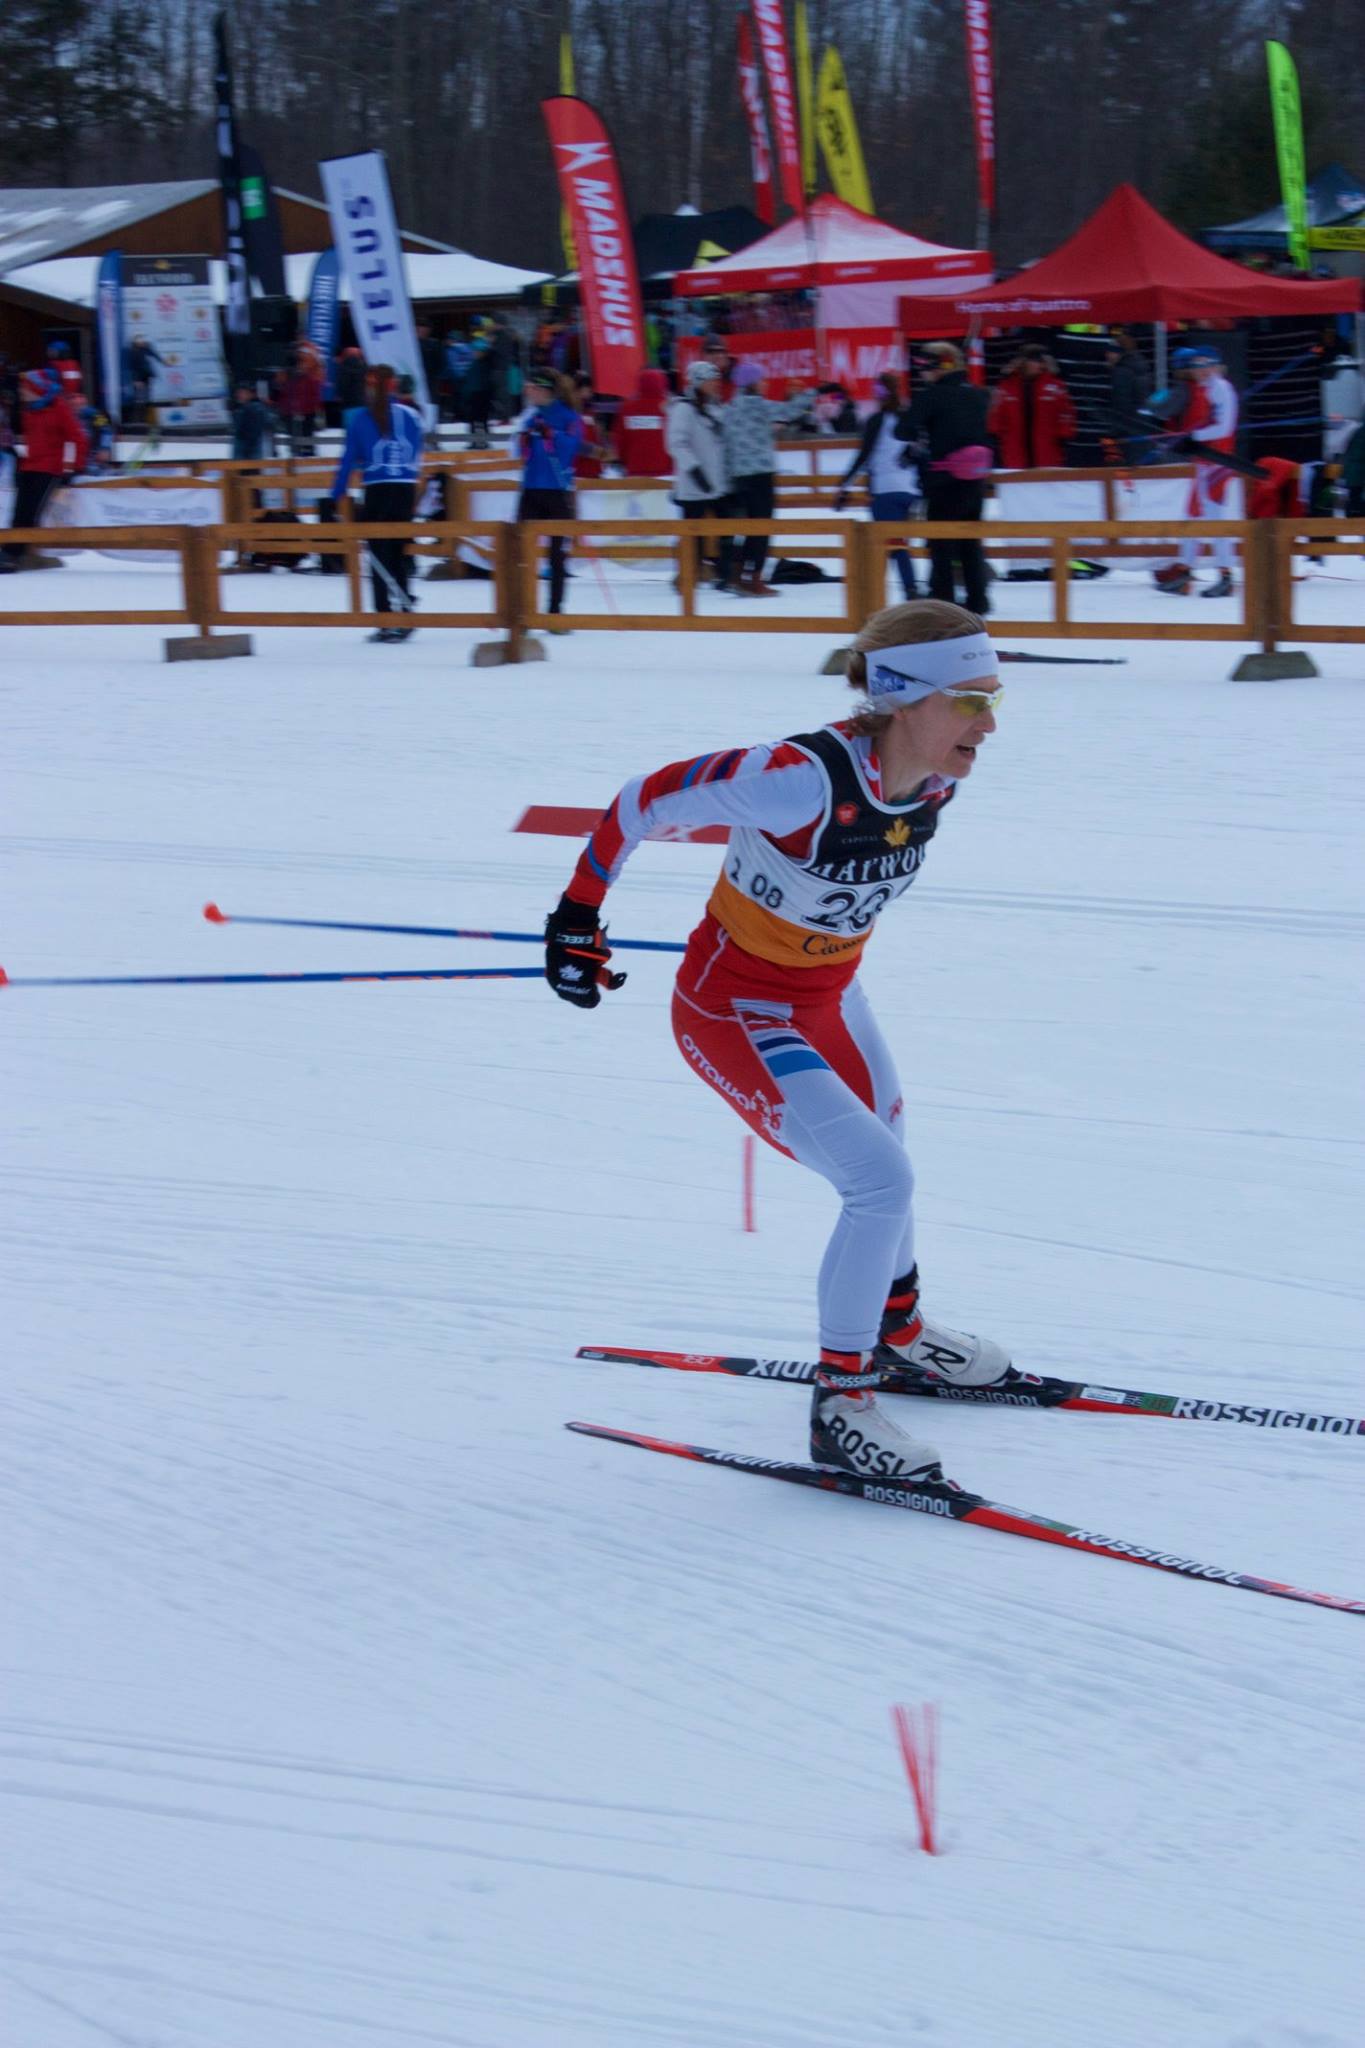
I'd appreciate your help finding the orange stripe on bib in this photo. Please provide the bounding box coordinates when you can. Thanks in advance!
[707,870,870,971]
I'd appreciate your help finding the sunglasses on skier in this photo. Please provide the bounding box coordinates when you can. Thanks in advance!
[942,684,1004,716]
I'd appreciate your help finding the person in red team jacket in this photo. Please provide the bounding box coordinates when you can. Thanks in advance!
[545,599,1017,1487]
[0,369,88,568]
[987,346,1077,469]
[615,367,671,477]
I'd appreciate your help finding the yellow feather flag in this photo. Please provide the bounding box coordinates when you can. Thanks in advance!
[795,2,816,201]
[816,44,874,214]
[1265,40,1309,270]
[559,31,578,272]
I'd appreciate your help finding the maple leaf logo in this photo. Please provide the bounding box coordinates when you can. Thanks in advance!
[884,816,910,847]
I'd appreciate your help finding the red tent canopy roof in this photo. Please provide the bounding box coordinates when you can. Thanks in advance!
[899,183,1362,331]
[673,194,991,296]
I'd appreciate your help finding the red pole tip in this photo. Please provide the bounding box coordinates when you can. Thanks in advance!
[0,966,7,986]
[203,902,227,923]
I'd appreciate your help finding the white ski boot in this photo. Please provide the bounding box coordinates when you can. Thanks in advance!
[809,1350,948,1482]
[876,1270,1013,1388]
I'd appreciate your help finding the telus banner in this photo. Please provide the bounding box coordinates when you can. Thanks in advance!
[319,151,429,413]
[542,98,645,400]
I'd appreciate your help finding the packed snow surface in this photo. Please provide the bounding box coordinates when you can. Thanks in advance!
[4,586,1363,2047]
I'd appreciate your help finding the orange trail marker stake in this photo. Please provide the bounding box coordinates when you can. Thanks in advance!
[891,1702,940,1854]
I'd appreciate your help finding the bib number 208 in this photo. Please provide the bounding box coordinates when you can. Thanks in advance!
[730,856,784,911]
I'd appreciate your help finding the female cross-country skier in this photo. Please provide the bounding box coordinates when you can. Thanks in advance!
[544,599,1015,1486]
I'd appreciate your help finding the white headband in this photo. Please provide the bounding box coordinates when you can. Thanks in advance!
[865,633,998,708]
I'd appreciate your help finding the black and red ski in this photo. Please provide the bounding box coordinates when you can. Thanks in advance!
[566,1421,1365,1617]
[575,1345,1365,1439]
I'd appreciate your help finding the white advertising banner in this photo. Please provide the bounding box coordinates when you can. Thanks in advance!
[319,150,430,414]
[124,256,230,428]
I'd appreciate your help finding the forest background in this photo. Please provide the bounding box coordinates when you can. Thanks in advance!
[2,0,1362,270]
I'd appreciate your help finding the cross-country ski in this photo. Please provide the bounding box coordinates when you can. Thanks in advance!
[576,1344,1365,1436]
[567,1422,1365,1617]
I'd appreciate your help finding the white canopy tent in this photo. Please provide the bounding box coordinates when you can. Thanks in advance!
[671,195,993,328]
[4,247,550,311]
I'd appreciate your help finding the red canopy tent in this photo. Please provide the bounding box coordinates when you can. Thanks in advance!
[898,184,1362,333]
[673,194,992,399]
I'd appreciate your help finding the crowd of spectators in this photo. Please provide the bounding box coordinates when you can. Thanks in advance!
[4,310,1362,602]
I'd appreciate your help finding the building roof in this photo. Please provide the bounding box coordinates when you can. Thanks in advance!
[0,182,218,272]
[0,179,457,277]
[898,183,1363,332]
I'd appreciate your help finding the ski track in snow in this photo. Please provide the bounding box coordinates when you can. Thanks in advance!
[3,608,1363,2046]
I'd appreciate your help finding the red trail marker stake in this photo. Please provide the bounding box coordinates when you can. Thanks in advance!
[742,1134,756,1233]
[891,1702,940,1854]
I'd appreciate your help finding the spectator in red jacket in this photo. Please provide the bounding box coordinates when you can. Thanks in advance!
[1247,455,1304,520]
[279,343,326,454]
[988,346,1077,468]
[615,367,671,476]
[1,369,89,568]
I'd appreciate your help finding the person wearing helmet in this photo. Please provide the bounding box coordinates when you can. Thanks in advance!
[1153,342,1240,599]
[667,359,735,593]
[543,597,1014,1487]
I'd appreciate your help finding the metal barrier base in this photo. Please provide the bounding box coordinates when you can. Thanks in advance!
[470,634,547,668]
[1230,650,1320,681]
[164,634,254,663]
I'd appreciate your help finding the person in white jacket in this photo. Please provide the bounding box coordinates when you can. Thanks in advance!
[667,360,734,589]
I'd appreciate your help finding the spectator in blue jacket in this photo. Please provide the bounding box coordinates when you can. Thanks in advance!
[329,362,426,641]
[517,368,583,625]
[462,334,496,447]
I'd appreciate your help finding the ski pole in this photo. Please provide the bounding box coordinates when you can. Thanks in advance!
[995,650,1127,667]
[0,964,546,992]
[203,903,688,953]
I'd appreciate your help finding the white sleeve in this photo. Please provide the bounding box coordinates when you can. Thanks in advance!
[568,740,825,902]
[1191,379,1238,442]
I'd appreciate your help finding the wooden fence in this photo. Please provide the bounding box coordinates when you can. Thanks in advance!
[2,514,1361,663]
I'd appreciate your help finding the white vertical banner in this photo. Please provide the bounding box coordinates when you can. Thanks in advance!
[123,256,229,427]
[319,150,430,414]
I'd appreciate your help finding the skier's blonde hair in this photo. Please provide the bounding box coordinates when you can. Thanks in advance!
[845,599,986,737]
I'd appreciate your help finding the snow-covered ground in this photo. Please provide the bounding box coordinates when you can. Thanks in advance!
[4,575,1364,2047]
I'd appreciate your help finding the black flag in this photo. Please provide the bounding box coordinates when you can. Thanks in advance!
[213,11,252,377]
[240,140,287,299]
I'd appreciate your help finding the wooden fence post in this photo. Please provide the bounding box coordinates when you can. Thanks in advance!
[471,519,545,665]
[165,525,252,662]
[1051,537,1071,627]
[1229,518,1319,680]
[425,472,469,580]
[345,496,365,616]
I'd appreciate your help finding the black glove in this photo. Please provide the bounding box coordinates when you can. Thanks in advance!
[688,465,713,495]
[832,488,850,511]
[544,894,626,1010]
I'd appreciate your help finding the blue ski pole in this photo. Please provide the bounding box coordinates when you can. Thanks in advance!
[203,903,687,954]
[0,964,547,992]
